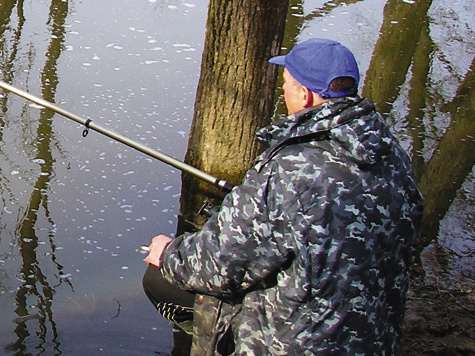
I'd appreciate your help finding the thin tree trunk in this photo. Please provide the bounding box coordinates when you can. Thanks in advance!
[178,0,289,230]
[417,58,475,245]
[362,0,433,116]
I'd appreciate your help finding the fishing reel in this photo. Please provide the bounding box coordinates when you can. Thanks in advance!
[198,200,219,218]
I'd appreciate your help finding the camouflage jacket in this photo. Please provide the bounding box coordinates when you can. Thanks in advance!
[160,96,423,355]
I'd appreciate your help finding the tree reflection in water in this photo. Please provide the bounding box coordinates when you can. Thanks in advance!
[0,0,473,354]
[1,0,72,354]
[362,0,475,253]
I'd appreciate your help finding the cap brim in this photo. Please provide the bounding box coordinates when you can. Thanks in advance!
[268,55,286,66]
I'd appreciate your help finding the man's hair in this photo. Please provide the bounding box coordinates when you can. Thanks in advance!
[328,76,357,95]
[291,74,358,97]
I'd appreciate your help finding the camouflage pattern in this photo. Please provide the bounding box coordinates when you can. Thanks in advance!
[160,96,423,355]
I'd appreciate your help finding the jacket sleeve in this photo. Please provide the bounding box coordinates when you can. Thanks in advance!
[159,160,297,299]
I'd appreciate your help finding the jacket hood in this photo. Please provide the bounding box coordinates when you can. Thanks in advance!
[257,97,396,166]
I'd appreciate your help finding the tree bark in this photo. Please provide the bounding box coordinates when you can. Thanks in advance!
[362,0,433,116]
[416,58,475,245]
[178,0,289,230]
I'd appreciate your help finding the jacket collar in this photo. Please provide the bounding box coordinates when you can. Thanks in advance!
[256,96,373,149]
[254,96,387,170]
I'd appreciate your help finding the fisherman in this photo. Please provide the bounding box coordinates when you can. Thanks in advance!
[143,38,423,355]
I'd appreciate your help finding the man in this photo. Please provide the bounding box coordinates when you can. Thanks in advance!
[143,38,423,355]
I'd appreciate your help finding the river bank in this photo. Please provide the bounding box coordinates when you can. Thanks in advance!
[398,260,475,355]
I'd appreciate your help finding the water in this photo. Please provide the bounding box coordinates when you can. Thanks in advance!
[1,1,206,354]
[288,0,475,284]
[1,0,474,355]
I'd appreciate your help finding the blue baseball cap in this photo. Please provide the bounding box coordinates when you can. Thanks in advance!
[269,38,360,98]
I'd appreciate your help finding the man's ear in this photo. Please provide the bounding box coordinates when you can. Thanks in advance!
[301,86,314,108]
[302,87,328,108]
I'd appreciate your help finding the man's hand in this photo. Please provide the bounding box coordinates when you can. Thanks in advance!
[143,234,173,268]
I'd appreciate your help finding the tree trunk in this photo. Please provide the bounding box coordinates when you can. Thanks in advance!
[416,58,475,246]
[362,0,433,116]
[178,0,289,230]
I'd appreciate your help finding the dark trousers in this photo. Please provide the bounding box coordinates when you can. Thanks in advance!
[142,265,195,323]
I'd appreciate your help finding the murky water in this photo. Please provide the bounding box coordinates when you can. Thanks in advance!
[0,0,473,355]
[287,0,475,286]
[1,1,205,355]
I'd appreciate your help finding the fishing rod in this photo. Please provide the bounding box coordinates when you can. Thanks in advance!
[0,80,234,193]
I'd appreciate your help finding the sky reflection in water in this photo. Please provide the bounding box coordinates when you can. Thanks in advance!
[1,1,205,355]
[0,0,474,355]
